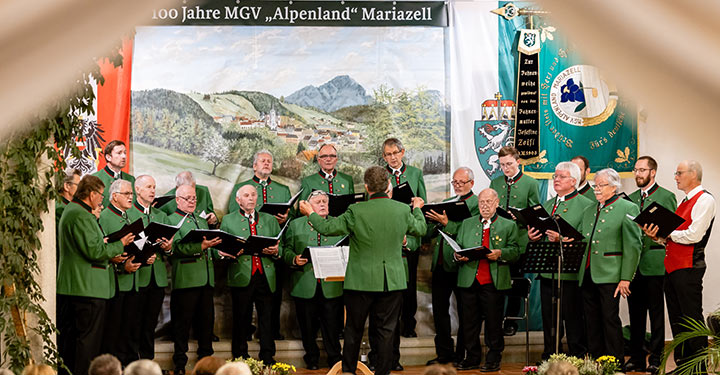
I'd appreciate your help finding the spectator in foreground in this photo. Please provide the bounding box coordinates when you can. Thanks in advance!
[124,360,162,375]
[192,356,227,375]
[22,364,55,375]
[89,354,122,375]
[215,362,251,375]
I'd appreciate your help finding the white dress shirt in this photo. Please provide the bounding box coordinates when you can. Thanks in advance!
[670,185,716,244]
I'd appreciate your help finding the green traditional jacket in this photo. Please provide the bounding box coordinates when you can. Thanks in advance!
[308,192,427,292]
[536,190,594,280]
[167,210,218,289]
[57,200,125,299]
[388,163,427,252]
[490,170,540,252]
[220,210,282,291]
[99,204,138,292]
[628,183,677,276]
[299,169,355,200]
[160,185,215,219]
[92,165,136,209]
[127,200,170,288]
[577,195,642,286]
[56,197,69,228]
[430,192,479,273]
[456,214,520,290]
[227,176,292,213]
[578,182,597,202]
[282,216,345,299]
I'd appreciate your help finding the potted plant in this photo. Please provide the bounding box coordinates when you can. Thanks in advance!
[659,314,720,375]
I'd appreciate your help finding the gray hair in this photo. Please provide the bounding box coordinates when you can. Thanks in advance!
[555,162,581,189]
[595,168,622,189]
[684,160,703,182]
[215,362,252,375]
[236,184,256,199]
[253,149,273,165]
[454,166,475,181]
[89,354,122,375]
[382,137,405,152]
[308,190,329,201]
[123,360,161,375]
[109,179,131,196]
[59,167,82,193]
[175,171,195,187]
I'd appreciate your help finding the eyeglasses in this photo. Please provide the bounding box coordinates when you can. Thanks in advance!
[552,174,572,180]
[478,199,497,206]
[451,179,472,186]
[179,196,197,202]
[674,170,689,177]
[308,190,328,198]
[593,183,611,190]
[115,191,133,196]
[383,150,403,158]
[632,168,652,173]
[500,162,516,168]
[318,154,337,160]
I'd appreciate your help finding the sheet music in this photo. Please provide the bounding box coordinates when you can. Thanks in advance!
[309,246,350,279]
[134,232,148,250]
[199,211,209,219]
[438,231,463,253]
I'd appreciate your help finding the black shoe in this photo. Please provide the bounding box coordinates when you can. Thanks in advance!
[646,364,660,374]
[368,364,376,372]
[401,330,417,338]
[503,323,517,336]
[392,363,404,371]
[274,333,285,340]
[427,357,453,365]
[625,362,645,372]
[306,364,319,370]
[480,362,500,372]
[457,361,481,370]
[212,334,220,342]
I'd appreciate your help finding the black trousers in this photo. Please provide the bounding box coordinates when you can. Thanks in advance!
[581,270,623,362]
[138,274,166,359]
[271,259,286,337]
[368,300,403,367]
[343,290,402,375]
[627,273,665,366]
[231,272,276,362]
[294,289,343,367]
[102,289,141,365]
[401,252,419,335]
[171,285,215,371]
[57,295,106,375]
[431,266,465,361]
[539,277,587,359]
[459,280,505,365]
[665,268,707,369]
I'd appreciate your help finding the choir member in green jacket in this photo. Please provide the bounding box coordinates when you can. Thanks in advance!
[625,156,677,373]
[382,137,426,339]
[92,140,135,209]
[298,166,426,375]
[221,184,282,364]
[161,171,218,227]
[453,188,520,372]
[572,155,596,202]
[299,144,355,200]
[57,175,134,375]
[98,179,145,365]
[424,167,479,365]
[168,184,226,375]
[527,162,593,359]
[577,168,641,367]
[127,175,174,361]
[56,167,81,228]
[227,149,292,341]
[283,190,345,369]
[489,146,539,336]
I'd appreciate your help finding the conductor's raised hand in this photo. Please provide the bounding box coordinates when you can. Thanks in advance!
[201,236,222,250]
[299,200,314,216]
[425,209,448,226]
[411,197,425,209]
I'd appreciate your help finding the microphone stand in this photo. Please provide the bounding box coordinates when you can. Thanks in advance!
[550,213,564,354]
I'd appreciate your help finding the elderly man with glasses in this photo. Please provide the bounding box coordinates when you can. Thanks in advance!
[527,162,594,360]
[299,144,355,201]
[576,168,641,369]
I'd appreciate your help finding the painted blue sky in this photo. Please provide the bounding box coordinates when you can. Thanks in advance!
[132,26,446,98]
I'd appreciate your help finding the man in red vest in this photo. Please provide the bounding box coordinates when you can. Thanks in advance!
[644,160,716,372]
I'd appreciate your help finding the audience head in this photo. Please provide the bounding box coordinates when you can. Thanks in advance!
[423,364,457,375]
[88,354,122,375]
[192,356,227,375]
[22,364,55,375]
[546,361,579,375]
[215,362,251,375]
[123,360,161,375]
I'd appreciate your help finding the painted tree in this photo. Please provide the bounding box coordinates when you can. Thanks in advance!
[203,132,231,176]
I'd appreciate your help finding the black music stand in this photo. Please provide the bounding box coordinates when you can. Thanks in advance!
[523,241,586,353]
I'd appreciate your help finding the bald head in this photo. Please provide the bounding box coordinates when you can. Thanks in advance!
[175,171,196,187]
[134,175,157,207]
[235,184,258,214]
[477,188,499,219]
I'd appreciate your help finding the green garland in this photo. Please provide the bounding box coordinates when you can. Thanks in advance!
[0,51,121,373]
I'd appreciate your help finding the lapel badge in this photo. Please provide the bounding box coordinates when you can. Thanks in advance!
[563,208,568,213]
[341,184,345,189]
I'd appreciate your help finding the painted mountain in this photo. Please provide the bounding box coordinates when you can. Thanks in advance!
[285,75,372,112]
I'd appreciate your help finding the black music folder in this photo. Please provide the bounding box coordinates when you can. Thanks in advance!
[327,192,365,217]
[142,221,182,246]
[513,204,585,241]
[496,206,516,221]
[105,219,144,243]
[260,189,304,216]
[633,201,686,238]
[179,229,247,254]
[618,192,634,202]
[391,182,414,205]
[152,195,175,208]
[422,200,472,222]
[237,222,290,257]
[438,230,491,261]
